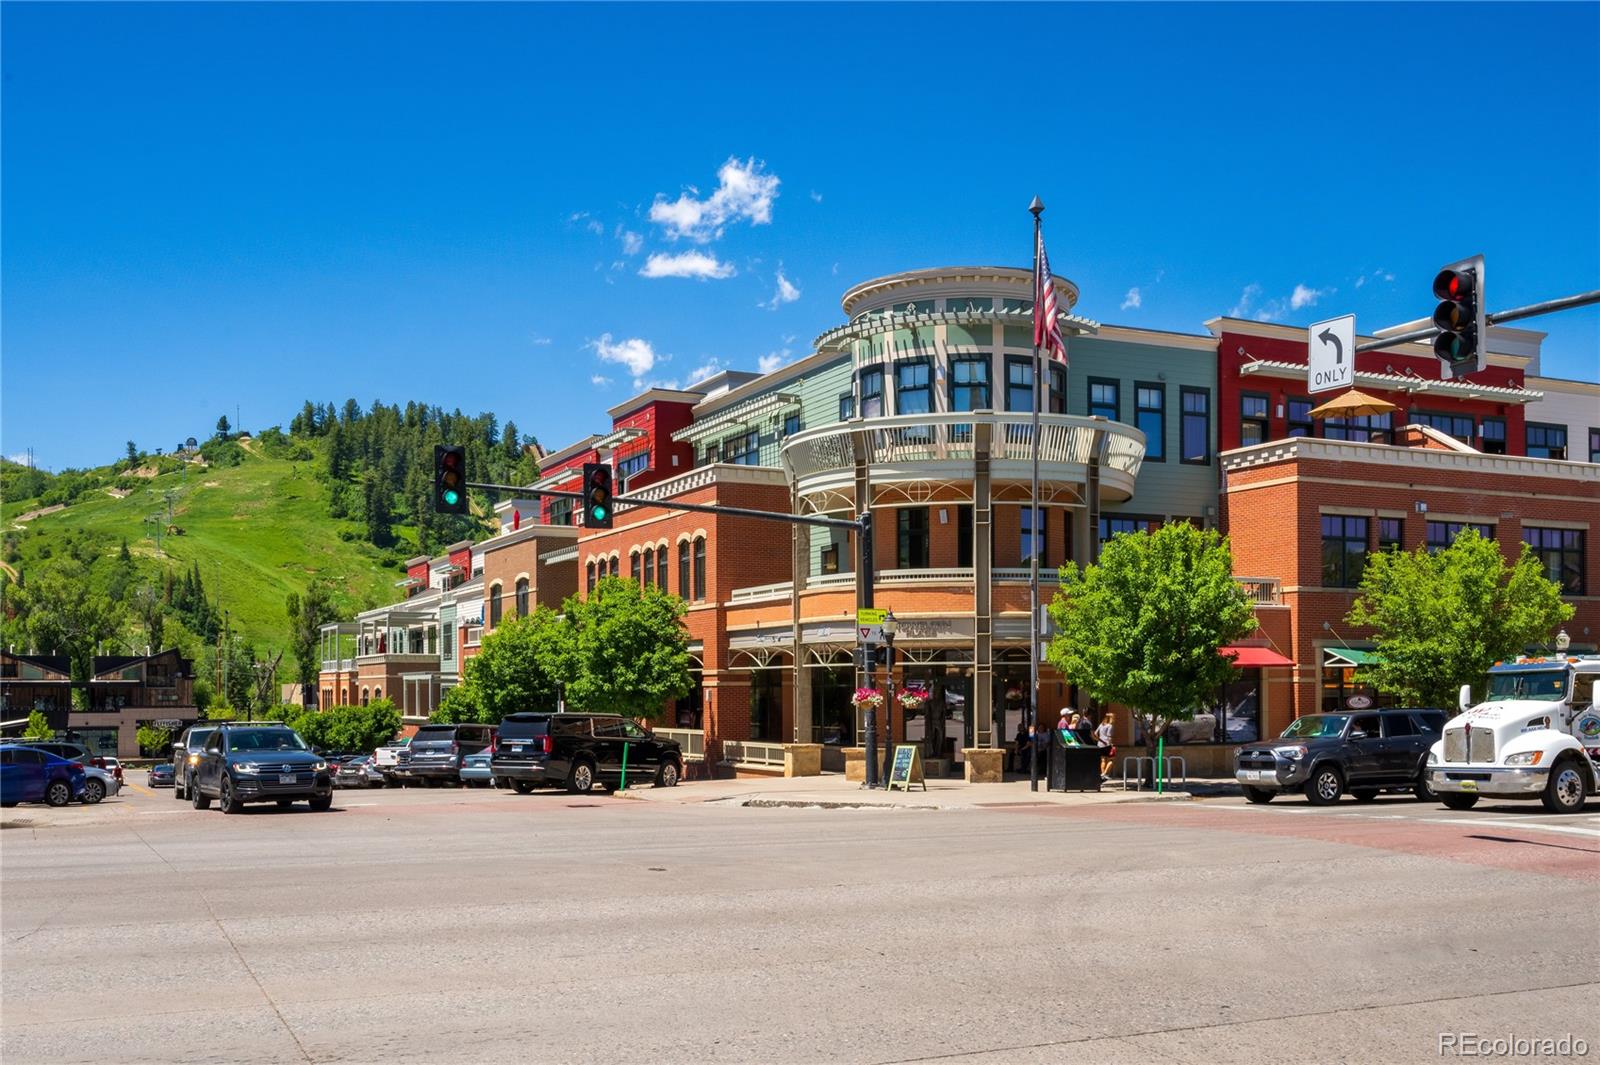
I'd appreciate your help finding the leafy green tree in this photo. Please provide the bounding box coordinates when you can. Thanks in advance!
[132,582,165,651]
[203,704,238,722]
[291,700,400,752]
[285,582,337,695]
[23,710,53,740]
[1047,523,1258,763]
[363,472,395,548]
[222,637,256,715]
[136,724,174,756]
[436,610,568,725]
[562,577,691,719]
[216,414,231,439]
[192,676,214,711]
[8,563,124,682]
[125,441,139,467]
[1346,529,1574,709]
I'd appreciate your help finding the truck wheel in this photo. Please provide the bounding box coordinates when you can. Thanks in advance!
[309,794,333,812]
[1351,789,1379,802]
[1242,786,1275,804]
[1304,765,1343,806]
[219,777,244,815]
[1439,793,1478,810]
[567,759,595,794]
[655,760,681,788]
[1541,758,1589,814]
[1414,773,1436,802]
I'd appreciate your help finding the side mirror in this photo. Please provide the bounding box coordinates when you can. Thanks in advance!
[1458,684,1472,712]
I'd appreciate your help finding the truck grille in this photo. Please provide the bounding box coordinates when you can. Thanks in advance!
[1471,729,1495,762]
[1444,729,1466,762]
[1444,728,1495,762]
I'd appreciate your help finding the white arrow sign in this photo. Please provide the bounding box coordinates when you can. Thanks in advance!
[1308,314,1355,395]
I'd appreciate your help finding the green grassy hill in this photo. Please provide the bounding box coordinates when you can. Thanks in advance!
[4,447,406,661]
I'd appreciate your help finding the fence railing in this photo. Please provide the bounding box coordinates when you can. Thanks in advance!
[655,728,705,762]
[728,582,793,604]
[720,740,787,769]
[1236,577,1282,605]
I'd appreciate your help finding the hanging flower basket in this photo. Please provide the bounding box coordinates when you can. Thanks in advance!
[898,685,930,709]
[852,687,885,711]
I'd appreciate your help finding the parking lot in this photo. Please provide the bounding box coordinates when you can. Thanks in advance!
[3,771,1597,1064]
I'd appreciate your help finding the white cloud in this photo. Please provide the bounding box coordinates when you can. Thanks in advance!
[1290,283,1333,310]
[684,358,725,386]
[639,251,736,280]
[5,452,31,466]
[1354,275,1366,289]
[758,349,792,374]
[1120,287,1142,311]
[568,211,590,223]
[529,333,552,346]
[761,269,801,309]
[587,219,604,235]
[618,228,643,256]
[648,157,781,243]
[590,374,613,387]
[810,190,823,203]
[1229,283,1262,318]
[590,333,661,383]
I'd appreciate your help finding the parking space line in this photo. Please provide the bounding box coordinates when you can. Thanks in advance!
[1417,817,1600,839]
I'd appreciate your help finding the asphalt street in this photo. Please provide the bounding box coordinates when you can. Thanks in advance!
[3,774,1597,1064]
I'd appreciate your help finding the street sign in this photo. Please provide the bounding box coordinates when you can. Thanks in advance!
[858,625,882,644]
[856,608,887,625]
[856,607,886,645]
[1308,314,1355,394]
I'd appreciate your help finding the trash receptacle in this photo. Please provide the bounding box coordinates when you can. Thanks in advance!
[1048,730,1102,792]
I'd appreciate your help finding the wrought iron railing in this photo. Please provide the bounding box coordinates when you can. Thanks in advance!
[655,728,705,762]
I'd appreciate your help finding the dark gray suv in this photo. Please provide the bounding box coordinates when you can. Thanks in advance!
[1234,708,1446,805]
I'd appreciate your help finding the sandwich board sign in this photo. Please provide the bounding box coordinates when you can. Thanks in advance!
[887,744,926,791]
[1308,314,1355,395]
[856,607,886,645]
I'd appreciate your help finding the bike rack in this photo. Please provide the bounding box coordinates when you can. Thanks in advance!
[1120,755,1189,792]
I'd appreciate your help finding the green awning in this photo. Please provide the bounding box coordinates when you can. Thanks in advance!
[1324,648,1380,668]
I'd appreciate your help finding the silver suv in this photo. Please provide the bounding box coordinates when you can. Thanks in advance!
[171,724,218,801]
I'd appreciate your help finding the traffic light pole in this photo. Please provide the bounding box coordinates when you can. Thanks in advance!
[1353,288,1600,354]
[465,482,863,532]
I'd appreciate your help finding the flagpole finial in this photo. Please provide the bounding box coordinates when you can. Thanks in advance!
[1028,196,1044,218]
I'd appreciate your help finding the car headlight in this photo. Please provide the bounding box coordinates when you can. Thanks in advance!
[188,754,199,765]
[1427,751,1438,765]
[234,762,263,774]
[313,760,328,772]
[1273,745,1308,760]
[1504,751,1543,767]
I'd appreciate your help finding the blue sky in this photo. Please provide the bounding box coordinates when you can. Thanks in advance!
[4,2,1597,470]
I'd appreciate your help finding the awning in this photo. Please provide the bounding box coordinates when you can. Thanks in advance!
[1324,647,1380,668]
[1221,645,1295,668]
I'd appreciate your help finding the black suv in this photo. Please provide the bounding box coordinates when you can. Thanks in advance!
[401,723,495,785]
[189,722,333,813]
[491,712,683,794]
[1234,708,1447,805]
[172,724,218,800]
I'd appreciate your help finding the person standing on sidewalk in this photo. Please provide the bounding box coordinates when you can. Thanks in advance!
[1096,712,1117,777]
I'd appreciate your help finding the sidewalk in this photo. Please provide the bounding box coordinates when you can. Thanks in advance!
[620,772,1239,811]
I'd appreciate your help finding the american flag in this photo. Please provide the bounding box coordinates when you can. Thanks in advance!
[1033,228,1068,363]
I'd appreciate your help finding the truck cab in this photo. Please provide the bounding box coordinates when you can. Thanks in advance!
[1426,655,1600,814]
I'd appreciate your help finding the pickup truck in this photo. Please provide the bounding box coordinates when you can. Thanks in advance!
[372,738,409,785]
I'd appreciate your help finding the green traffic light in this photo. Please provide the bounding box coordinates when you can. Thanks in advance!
[443,490,460,505]
[590,505,606,520]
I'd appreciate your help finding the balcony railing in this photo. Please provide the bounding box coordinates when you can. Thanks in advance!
[781,412,1146,497]
[721,740,786,769]
[655,728,705,762]
[1237,577,1283,606]
[320,658,356,673]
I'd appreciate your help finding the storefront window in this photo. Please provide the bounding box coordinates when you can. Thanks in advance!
[810,657,855,746]
[749,670,782,742]
[901,652,975,760]
[674,667,703,729]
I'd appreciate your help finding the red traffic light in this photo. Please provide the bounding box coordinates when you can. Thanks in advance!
[1433,268,1474,302]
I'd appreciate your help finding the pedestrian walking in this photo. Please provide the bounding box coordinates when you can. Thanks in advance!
[1097,712,1117,777]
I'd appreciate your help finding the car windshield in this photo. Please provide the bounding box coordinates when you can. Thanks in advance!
[1280,715,1348,739]
[1487,670,1567,701]
[227,729,308,753]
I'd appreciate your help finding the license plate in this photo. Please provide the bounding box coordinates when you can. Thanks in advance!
[279,773,297,784]
[510,745,524,752]
[1460,780,1478,792]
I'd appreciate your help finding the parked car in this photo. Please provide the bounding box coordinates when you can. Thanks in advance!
[148,763,176,788]
[188,723,333,814]
[372,739,409,785]
[334,756,384,788]
[0,745,87,807]
[25,740,95,765]
[79,763,121,804]
[459,750,496,787]
[1234,708,1447,805]
[100,756,125,784]
[172,724,220,800]
[404,723,495,786]
[491,712,683,794]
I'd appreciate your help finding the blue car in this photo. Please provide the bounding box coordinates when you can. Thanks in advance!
[1,744,87,808]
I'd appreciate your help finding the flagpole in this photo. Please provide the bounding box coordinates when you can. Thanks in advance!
[1028,196,1044,793]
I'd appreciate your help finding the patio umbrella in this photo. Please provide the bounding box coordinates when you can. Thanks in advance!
[1308,389,1400,420]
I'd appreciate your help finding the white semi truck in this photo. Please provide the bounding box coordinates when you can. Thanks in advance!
[1426,654,1600,814]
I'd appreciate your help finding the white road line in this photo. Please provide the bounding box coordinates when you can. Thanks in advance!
[1417,817,1600,840]
[1200,803,1600,839]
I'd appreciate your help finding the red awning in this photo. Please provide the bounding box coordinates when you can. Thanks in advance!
[1221,645,1295,668]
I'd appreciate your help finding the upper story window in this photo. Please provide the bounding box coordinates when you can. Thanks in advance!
[1240,393,1269,446]
[859,367,885,418]
[548,497,574,526]
[656,545,668,590]
[692,537,707,600]
[630,551,642,582]
[1004,356,1034,412]
[442,621,455,662]
[586,561,597,595]
[617,451,649,480]
[945,296,993,313]
[1088,378,1120,421]
[1480,417,1507,454]
[1411,410,1474,444]
[489,584,503,629]
[1589,427,1600,463]
[1098,515,1155,545]
[838,393,855,420]
[1020,505,1046,567]
[1526,422,1568,459]
[1321,515,1368,588]
[1000,297,1033,313]
[678,541,690,599]
[1524,527,1584,595]
[1378,518,1404,552]
[782,412,801,438]
[726,431,759,465]
[643,548,655,588]
[1135,384,1165,461]
[1426,520,1494,553]
[950,357,991,411]
[1049,365,1066,414]
[891,299,936,315]
[895,359,931,415]
[1287,397,1313,437]
[897,508,929,569]
[1181,387,1211,465]
[702,442,719,465]
[1324,412,1391,444]
[515,577,529,618]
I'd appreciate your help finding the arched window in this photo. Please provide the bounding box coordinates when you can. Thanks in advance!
[361,687,370,706]
[630,551,642,583]
[692,536,707,601]
[678,541,690,598]
[643,548,655,588]
[609,555,619,578]
[373,687,381,702]
[515,577,530,617]
[656,545,668,590]
[489,582,503,628]
[586,561,597,594]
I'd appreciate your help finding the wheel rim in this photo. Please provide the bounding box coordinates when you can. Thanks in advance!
[48,783,68,805]
[221,780,232,807]
[576,765,592,790]
[1554,768,1583,807]
[85,782,103,803]
[664,764,678,786]
[1318,773,1339,800]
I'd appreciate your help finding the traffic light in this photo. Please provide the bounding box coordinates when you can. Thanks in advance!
[433,445,467,514]
[583,462,613,529]
[1431,255,1485,379]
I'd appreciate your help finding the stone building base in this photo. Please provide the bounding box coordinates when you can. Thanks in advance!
[962,748,1004,783]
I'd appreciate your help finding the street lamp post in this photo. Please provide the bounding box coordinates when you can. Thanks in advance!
[881,610,899,785]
